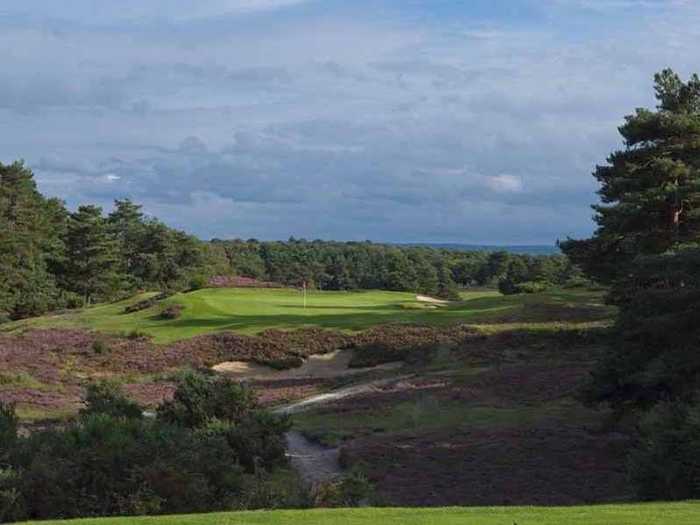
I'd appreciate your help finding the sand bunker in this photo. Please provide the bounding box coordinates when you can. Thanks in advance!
[415,294,450,306]
[213,349,401,380]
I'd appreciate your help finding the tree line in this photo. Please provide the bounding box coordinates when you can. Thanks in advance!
[0,162,228,320]
[562,69,700,500]
[213,238,583,299]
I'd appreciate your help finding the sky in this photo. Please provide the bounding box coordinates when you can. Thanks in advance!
[1,1,699,244]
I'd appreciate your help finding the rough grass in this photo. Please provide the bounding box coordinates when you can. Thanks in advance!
[19,503,700,525]
[1,288,614,344]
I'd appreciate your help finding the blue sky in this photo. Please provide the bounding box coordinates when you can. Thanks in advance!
[1,0,697,244]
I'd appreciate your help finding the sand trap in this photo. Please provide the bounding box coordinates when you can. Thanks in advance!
[416,294,450,306]
[213,349,401,380]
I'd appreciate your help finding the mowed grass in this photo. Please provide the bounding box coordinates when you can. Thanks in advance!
[1,287,614,344]
[20,503,700,525]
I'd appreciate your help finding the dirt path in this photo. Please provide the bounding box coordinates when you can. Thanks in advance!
[285,431,341,487]
[275,375,411,486]
[274,376,408,415]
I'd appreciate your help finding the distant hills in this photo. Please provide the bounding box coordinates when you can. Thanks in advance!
[398,243,560,255]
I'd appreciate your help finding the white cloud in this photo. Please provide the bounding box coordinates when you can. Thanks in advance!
[485,175,524,193]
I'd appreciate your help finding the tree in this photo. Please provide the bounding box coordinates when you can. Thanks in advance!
[62,205,122,305]
[562,70,700,411]
[563,69,700,285]
[108,199,145,285]
[0,161,65,318]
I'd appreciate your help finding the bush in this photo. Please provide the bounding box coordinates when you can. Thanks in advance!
[158,371,270,429]
[160,303,184,320]
[188,274,209,291]
[123,293,168,314]
[0,373,297,520]
[498,279,550,295]
[92,339,110,354]
[628,400,700,500]
[81,382,143,420]
[313,470,374,507]
[256,355,304,370]
[0,311,10,325]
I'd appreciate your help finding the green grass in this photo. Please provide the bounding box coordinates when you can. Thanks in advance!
[20,503,700,525]
[1,287,614,344]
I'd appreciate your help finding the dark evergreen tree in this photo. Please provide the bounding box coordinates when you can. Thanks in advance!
[0,161,66,318]
[562,70,700,411]
[62,205,122,305]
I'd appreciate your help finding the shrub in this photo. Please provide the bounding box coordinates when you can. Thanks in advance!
[123,293,168,314]
[0,373,297,520]
[160,303,184,320]
[92,339,110,354]
[126,329,150,340]
[0,311,10,325]
[81,382,143,420]
[628,400,700,500]
[257,355,304,370]
[436,287,461,301]
[498,279,550,295]
[313,470,374,507]
[188,274,209,291]
[157,371,259,428]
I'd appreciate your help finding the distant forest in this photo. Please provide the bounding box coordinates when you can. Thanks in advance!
[212,239,582,298]
[1,160,581,320]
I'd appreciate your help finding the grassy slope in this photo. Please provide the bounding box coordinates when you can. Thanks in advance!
[1,287,613,344]
[22,503,700,525]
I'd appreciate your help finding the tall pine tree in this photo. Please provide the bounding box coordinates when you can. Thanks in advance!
[0,161,66,318]
[62,205,122,305]
[562,70,700,411]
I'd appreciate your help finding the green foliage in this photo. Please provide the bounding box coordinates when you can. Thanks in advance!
[61,204,123,306]
[561,69,700,501]
[0,161,65,319]
[215,239,575,295]
[313,470,374,507]
[500,280,550,295]
[564,70,700,413]
[91,339,110,354]
[81,382,143,420]
[628,400,700,500]
[0,374,295,520]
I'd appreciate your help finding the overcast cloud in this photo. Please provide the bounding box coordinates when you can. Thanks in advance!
[1,0,699,243]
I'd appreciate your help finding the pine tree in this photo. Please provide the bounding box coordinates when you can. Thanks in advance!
[63,205,122,305]
[563,69,700,284]
[0,161,65,318]
[108,198,144,283]
[562,70,700,410]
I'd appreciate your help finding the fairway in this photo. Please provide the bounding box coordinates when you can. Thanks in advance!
[1,287,613,344]
[20,503,700,525]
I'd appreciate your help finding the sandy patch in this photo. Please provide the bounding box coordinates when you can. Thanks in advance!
[213,349,402,381]
[415,294,450,306]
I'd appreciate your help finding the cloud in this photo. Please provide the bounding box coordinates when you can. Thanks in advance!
[485,175,524,193]
[1,0,699,243]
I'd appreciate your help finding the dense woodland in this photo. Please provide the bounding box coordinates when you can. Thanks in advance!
[212,238,582,298]
[0,161,580,320]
